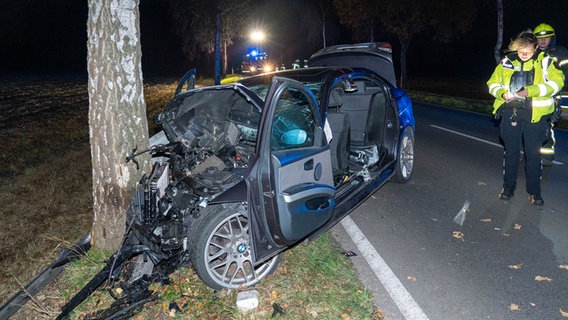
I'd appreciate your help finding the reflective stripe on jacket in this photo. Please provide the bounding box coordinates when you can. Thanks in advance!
[487,51,565,122]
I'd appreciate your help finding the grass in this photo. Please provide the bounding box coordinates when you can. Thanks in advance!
[0,80,178,313]
[61,249,112,301]
[60,234,380,319]
[406,90,494,114]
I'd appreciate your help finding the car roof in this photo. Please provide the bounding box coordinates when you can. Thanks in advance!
[239,67,339,83]
[238,66,385,84]
[308,42,397,87]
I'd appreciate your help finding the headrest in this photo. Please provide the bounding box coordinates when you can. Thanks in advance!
[328,88,343,107]
[354,81,366,93]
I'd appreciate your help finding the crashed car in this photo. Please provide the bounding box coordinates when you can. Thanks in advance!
[57,42,415,318]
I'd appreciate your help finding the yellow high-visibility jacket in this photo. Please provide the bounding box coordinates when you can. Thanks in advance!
[487,51,564,123]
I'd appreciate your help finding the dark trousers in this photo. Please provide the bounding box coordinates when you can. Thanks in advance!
[500,108,548,195]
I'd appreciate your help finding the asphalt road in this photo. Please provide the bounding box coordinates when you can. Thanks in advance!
[332,102,568,320]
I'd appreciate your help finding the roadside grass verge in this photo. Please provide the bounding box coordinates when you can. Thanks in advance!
[407,90,494,114]
[60,233,381,319]
[406,77,568,129]
[0,81,177,308]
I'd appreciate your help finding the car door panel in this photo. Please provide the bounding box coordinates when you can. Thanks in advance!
[250,76,336,262]
[272,148,334,188]
[271,149,335,241]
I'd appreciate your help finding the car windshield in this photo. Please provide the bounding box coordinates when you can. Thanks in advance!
[246,84,270,101]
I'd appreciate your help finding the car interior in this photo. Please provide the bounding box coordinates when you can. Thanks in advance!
[326,79,389,184]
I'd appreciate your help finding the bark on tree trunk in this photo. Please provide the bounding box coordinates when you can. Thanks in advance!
[321,13,327,48]
[215,4,222,85]
[87,0,150,251]
[399,38,410,89]
[494,0,504,64]
[223,41,228,75]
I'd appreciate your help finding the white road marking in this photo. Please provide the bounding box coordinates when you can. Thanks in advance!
[430,124,503,148]
[340,216,430,320]
[430,124,564,165]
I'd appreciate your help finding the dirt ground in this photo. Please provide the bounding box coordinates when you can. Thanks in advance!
[0,74,179,319]
[0,75,94,316]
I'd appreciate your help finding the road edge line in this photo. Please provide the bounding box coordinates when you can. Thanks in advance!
[340,216,429,320]
[430,124,564,165]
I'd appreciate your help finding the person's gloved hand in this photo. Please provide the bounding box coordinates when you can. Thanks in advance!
[502,91,516,101]
[516,87,528,98]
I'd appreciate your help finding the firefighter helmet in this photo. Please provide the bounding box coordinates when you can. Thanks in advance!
[534,23,555,39]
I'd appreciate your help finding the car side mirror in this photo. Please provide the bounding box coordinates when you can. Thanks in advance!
[281,129,307,145]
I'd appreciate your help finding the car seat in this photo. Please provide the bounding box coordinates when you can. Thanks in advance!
[326,88,350,178]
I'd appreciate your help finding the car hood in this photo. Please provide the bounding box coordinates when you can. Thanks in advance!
[154,84,262,147]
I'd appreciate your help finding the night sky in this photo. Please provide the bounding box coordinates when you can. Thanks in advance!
[1,0,567,81]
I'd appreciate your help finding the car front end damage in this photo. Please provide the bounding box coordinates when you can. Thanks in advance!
[55,85,264,318]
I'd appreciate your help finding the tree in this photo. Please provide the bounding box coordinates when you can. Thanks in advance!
[305,0,339,48]
[378,0,429,88]
[333,0,380,42]
[87,0,150,251]
[256,0,329,65]
[395,0,477,87]
[494,0,504,64]
[169,0,253,82]
[334,0,477,88]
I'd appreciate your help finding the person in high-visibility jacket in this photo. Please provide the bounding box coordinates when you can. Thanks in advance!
[534,23,568,78]
[534,23,568,165]
[487,30,564,205]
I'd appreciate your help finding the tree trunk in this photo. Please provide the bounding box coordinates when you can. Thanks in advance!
[322,12,327,48]
[399,38,410,88]
[494,0,504,64]
[87,0,150,251]
[223,40,228,75]
[215,4,222,84]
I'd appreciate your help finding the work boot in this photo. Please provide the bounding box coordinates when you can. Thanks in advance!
[530,193,544,206]
[499,188,514,200]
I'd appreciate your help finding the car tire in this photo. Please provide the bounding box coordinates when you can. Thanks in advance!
[393,126,414,183]
[189,203,280,290]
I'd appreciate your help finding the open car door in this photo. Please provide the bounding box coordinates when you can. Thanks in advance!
[173,68,196,96]
[250,76,336,262]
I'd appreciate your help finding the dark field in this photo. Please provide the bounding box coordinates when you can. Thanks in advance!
[0,75,176,310]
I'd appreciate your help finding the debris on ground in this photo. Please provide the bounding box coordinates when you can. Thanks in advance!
[236,290,259,311]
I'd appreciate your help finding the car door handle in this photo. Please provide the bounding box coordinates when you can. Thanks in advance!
[304,159,314,170]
